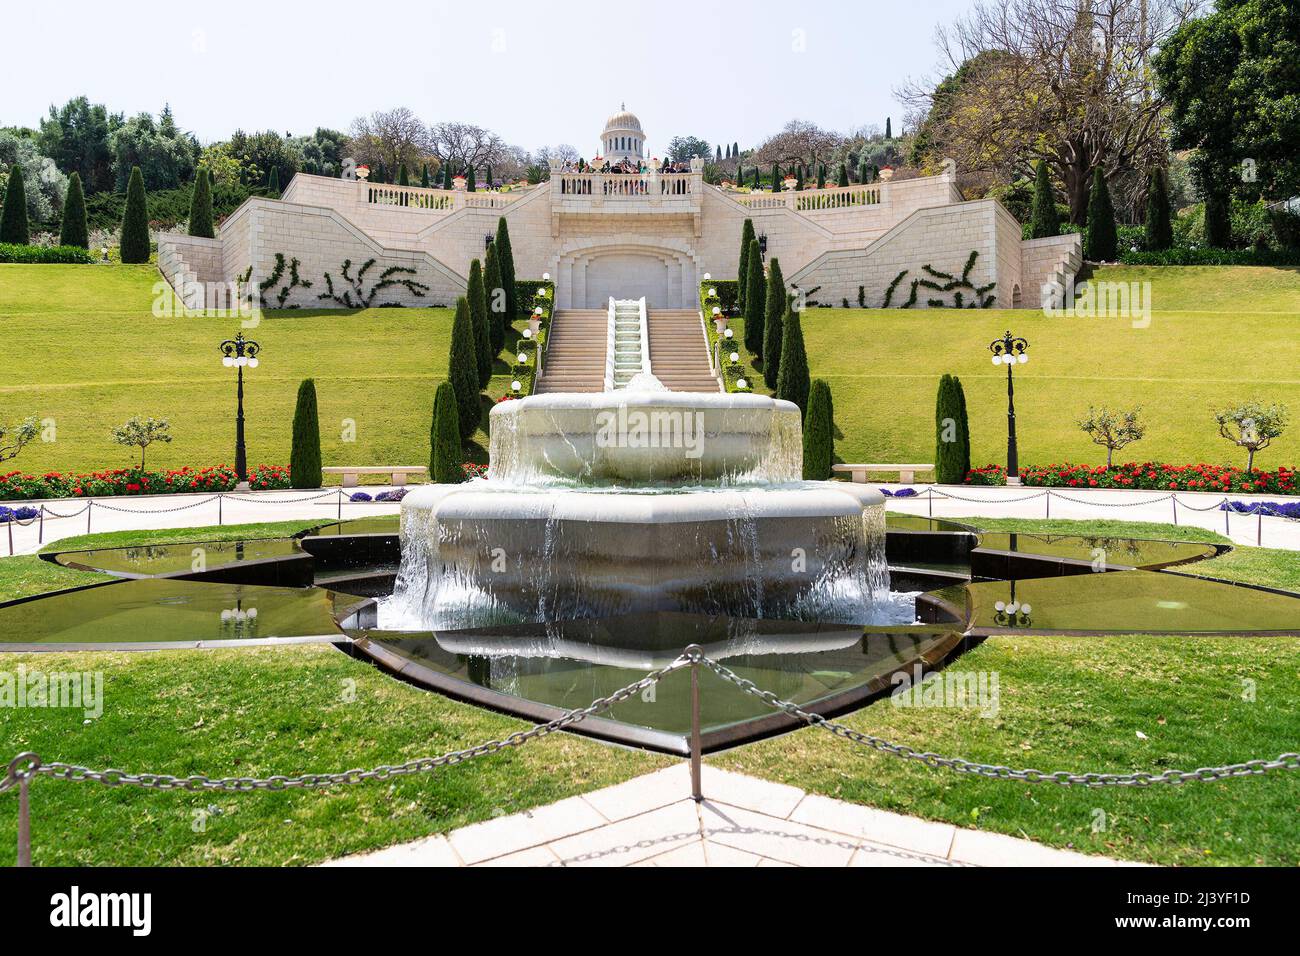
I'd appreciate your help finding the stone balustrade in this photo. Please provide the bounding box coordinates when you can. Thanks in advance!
[734,182,883,211]
[360,180,525,212]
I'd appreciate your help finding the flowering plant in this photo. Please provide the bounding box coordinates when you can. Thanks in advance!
[963,464,1008,486]
[1017,462,1295,495]
[461,463,488,480]
[0,464,293,502]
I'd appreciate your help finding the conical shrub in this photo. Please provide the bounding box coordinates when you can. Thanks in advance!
[775,304,810,418]
[188,169,214,238]
[744,239,765,358]
[1144,167,1172,251]
[803,379,834,480]
[430,381,464,483]
[737,218,755,313]
[495,216,517,319]
[120,166,150,263]
[484,241,505,355]
[289,378,322,489]
[60,172,89,248]
[935,374,969,483]
[448,296,482,443]
[1029,160,1059,239]
[1084,165,1117,261]
[762,257,785,388]
[468,258,492,389]
[1,164,30,245]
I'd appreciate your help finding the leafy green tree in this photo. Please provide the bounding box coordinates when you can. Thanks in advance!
[448,296,482,442]
[0,164,30,245]
[934,374,971,483]
[775,304,810,418]
[484,241,506,355]
[1215,400,1289,471]
[1029,160,1060,239]
[430,381,464,483]
[1144,167,1173,251]
[1077,405,1145,467]
[119,166,150,263]
[38,96,119,193]
[737,218,755,312]
[289,379,322,488]
[110,415,171,469]
[743,239,765,357]
[495,216,517,318]
[108,106,200,191]
[803,379,834,480]
[1083,166,1117,261]
[187,168,214,238]
[467,258,492,389]
[762,257,785,388]
[59,172,89,248]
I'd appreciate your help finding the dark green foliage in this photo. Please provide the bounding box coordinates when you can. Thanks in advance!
[762,257,785,388]
[837,164,849,187]
[802,379,834,480]
[1144,167,1173,251]
[1205,187,1232,247]
[771,163,781,191]
[289,378,322,489]
[743,239,765,357]
[398,164,409,187]
[59,172,89,248]
[737,218,755,312]
[885,117,893,139]
[443,163,453,189]
[751,166,760,189]
[119,166,150,263]
[466,166,475,191]
[775,305,810,419]
[484,241,506,355]
[421,164,430,188]
[1083,166,1118,261]
[268,167,280,193]
[934,374,971,483]
[1029,160,1060,239]
[0,243,94,263]
[448,296,482,443]
[467,258,492,389]
[495,216,517,317]
[816,164,826,189]
[0,164,29,245]
[430,381,464,483]
[187,169,214,238]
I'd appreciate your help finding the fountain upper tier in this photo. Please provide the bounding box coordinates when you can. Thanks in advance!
[487,390,803,485]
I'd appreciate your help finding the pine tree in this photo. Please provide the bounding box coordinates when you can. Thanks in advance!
[1029,160,1060,239]
[737,218,756,312]
[837,163,849,187]
[268,167,280,193]
[448,296,482,443]
[421,163,430,188]
[484,241,506,355]
[495,216,517,319]
[762,258,786,389]
[1083,165,1118,261]
[0,164,30,245]
[59,172,89,248]
[775,305,810,418]
[803,379,834,480]
[744,239,766,358]
[1144,167,1173,251]
[467,258,492,389]
[398,164,409,186]
[430,381,464,483]
[188,169,214,238]
[289,378,322,489]
[120,166,150,263]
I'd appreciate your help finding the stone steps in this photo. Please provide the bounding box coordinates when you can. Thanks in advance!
[646,310,720,393]
[535,309,610,394]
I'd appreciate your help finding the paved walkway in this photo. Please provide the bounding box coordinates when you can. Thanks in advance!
[323,765,1139,868]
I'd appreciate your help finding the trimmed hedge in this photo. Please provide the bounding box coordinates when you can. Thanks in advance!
[0,243,95,263]
[1120,246,1300,266]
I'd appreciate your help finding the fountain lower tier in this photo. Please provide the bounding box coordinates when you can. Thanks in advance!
[386,483,890,630]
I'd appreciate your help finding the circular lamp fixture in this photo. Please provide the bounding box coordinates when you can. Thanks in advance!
[511,380,522,392]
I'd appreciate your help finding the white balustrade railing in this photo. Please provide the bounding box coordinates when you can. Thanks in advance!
[734,183,883,211]
[362,182,523,212]
[553,172,697,200]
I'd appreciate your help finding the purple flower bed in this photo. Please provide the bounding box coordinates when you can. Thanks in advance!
[879,487,919,498]
[1222,500,1300,519]
[0,505,40,522]
[349,492,373,502]
[374,488,409,502]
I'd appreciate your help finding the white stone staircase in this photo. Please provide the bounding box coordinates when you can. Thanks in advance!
[647,310,721,392]
[610,299,648,389]
[534,310,609,393]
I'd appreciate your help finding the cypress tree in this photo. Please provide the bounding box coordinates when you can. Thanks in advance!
[484,241,505,355]
[0,164,30,245]
[486,165,492,187]
[421,163,430,188]
[120,166,150,263]
[803,379,834,480]
[375,162,386,185]
[1083,165,1117,261]
[268,167,280,193]
[744,239,765,358]
[188,169,214,238]
[775,304,810,419]
[858,156,871,184]
[771,163,781,192]
[751,165,760,189]
[954,376,971,479]
[430,381,464,483]
[837,163,849,187]
[59,172,89,248]
[467,258,492,389]
[1029,160,1060,239]
[289,378,322,489]
[762,257,786,388]
[737,218,755,312]
[935,375,962,483]
[1144,167,1173,251]
[885,117,893,139]
[443,162,453,189]
[795,166,804,190]
[466,165,476,191]
[816,164,826,189]
[495,216,517,318]
[1205,187,1231,248]
[398,164,409,186]
[448,296,482,443]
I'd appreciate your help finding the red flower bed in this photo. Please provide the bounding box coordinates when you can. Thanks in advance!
[461,462,488,480]
[0,465,292,502]
[964,462,1295,494]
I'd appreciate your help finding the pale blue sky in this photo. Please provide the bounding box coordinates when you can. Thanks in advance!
[4,0,974,154]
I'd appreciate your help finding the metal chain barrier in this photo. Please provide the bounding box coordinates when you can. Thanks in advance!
[90,495,222,514]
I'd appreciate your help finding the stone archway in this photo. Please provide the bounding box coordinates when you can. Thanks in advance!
[553,240,699,309]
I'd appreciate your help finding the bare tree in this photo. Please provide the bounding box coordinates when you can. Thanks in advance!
[346,107,430,172]
[752,120,842,170]
[428,122,509,175]
[899,0,1197,223]
[534,144,580,168]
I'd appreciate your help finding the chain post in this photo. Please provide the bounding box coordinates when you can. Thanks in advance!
[1171,496,1178,525]
[86,499,92,534]
[218,494,223,526]
[38,504,44,544]
[685,644,703,802]
[1045,490,1050,519]
[1224,499,1230,535]
[3,753,40,868]
[1257,510,1263,546]
[927,488,932,519]
[337,489,343,521]
[6,516,11,557]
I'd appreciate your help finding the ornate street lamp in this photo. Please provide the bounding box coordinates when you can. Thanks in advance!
[219,332,261,490]
[988,330,1029,484]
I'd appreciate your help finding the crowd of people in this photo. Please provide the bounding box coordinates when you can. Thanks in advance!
[555,156,696,195]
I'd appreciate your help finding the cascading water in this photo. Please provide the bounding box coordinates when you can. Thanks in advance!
[382,387,894,632]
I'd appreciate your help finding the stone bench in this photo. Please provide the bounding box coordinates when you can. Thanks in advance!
[322,466,428,488]
[833,463,934,485]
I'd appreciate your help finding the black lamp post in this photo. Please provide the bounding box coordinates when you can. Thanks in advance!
[988,330,1029,484]
[219,332,261,490]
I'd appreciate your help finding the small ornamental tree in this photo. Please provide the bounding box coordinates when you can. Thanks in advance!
[448,296,482,442]
[268,167,280,193]
[1083,165,1118,261]
[1,164,30,245]
[0,417,39,464]
[188,169,214,238]
[743,239,765,358]
[398,164,409,187]
[443,163,453,189]
[495,216,517,318]
[421,163,430,188]
[1029,160,1060,239]
[1077,405,1146,467]
[467,258,492,389]
[120,166,151,263]
[1144,167,1173,252]
[1215,401,1289,471]
[762,257,786,388]
[803,379,834,480]
[837,163,849,187]
[484,241,506,355]
[934,374,971,483]
[771,163,781,192]
[289,378,322,488]
[816,164,826,189]
[430,381,464,483]
[775,304,810,419]
[60,172,89,248]
[737,218,756,312]
[111,416,172,469]
[954,376,971,478]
